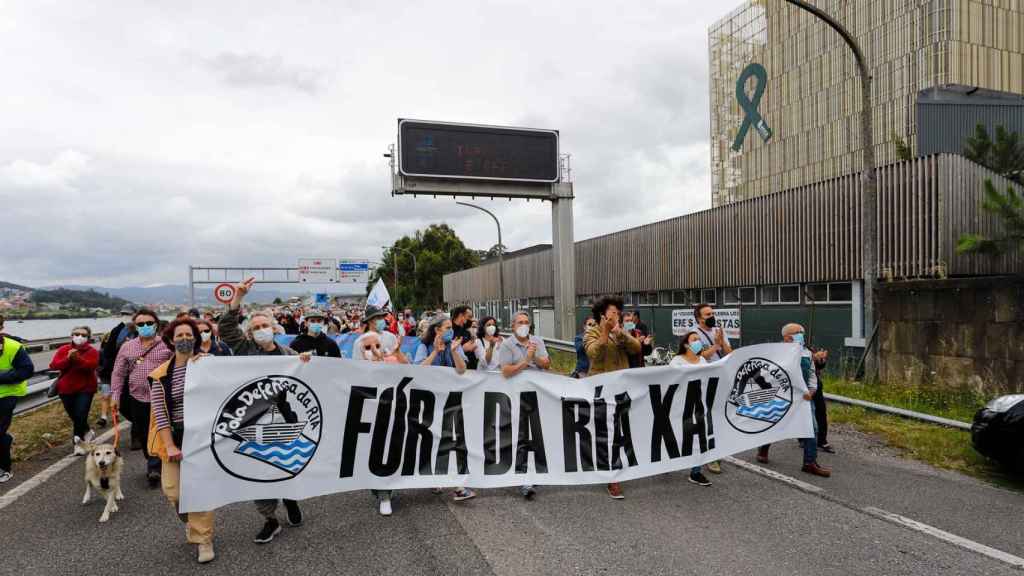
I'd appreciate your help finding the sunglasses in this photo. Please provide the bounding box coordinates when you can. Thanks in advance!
[72,333,89,338]
[135,321,157,327]
[200,329,212,334]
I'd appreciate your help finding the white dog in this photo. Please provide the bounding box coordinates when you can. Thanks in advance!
[82,443,125,522]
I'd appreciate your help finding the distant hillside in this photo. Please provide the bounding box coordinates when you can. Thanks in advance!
[47,284,366,306]
[30,288,131,311]
[0,281,33,291]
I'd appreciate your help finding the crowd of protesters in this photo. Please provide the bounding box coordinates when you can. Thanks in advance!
[0,281,834,565]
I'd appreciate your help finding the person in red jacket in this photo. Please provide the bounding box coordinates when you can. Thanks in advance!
[49,326,100,455]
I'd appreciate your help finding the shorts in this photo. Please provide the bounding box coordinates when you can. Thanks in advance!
[99,382,111,396]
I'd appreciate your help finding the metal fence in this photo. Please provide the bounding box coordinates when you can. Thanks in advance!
[444,154,1022,303]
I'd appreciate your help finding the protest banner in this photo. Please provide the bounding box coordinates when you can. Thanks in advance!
[672,308,741,340]
[179,343,812,512]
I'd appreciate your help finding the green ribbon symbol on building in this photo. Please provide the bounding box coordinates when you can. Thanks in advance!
[731,63,772,152]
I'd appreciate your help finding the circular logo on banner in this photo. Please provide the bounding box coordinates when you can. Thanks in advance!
[213,283,236,304]
[724,357,793,434]
[211,375,323,483]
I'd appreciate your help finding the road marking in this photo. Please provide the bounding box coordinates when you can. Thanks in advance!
[863,507,1024,570]
[722,456,825,494]
[726,456,1024,570]
[0,422,129,512]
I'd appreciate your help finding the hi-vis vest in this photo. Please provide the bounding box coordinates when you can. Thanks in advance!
[0,337,28,399]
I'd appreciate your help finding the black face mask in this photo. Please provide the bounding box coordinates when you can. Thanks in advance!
[705,316,717,328]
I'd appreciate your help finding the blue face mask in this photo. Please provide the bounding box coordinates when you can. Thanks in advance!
[375,319,387,332]
[624,321,636,331]
[688,340,704,355]
[442,329,454,343]
[792,332,805,346]
[308,323,323,336]
[137,324,156,338]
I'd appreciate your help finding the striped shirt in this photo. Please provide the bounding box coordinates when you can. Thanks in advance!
[110,338,172,403]
[152,363,186,430]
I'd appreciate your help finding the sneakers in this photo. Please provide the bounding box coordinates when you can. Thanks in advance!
[197,543,215,564]
[379,497,393,516]
[818,443,836,454]
[96,416,108,428]
[688,472,712,487]
[73,436,86,456]
[253,519,282,544]
[801,462,832,477]
[520,485,536,500]
[452,488,476,501]
[0,471,11,483]
[146,470,161,487]
[284,500,303,527]
[430,487,443,495]
[606,483,624,499]
[756,447,770,464]
[706,461,722,474]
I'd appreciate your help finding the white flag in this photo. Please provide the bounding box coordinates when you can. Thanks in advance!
[367,278,391,310]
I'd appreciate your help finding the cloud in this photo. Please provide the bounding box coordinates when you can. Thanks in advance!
[0,0,744,290]
[198,51,326,94]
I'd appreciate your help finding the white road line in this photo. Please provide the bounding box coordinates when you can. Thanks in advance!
[722,456,825,494]
[725,456,1024,570]
[863,507,1024,570]
[0,422,129,512]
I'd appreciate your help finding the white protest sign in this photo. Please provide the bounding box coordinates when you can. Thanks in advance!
[179,344,811,512]
[298,258,338,283]
[672,308,741,340]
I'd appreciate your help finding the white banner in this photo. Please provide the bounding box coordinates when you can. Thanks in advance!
[179,344,811,512]
[672,308,741,340]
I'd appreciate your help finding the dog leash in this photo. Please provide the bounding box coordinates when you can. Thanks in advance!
[111,407,121,449]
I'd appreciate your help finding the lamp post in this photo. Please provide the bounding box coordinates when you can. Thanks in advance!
[456,201,505,325]
[781,0,877,379]
[383,246,417,307]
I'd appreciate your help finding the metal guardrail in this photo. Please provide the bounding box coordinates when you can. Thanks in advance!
[825,393,972,431]
[13,333,109,416]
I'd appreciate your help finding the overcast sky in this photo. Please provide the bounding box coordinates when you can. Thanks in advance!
[1,0,743,289]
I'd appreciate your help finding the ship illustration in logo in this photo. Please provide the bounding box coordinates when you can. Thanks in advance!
[231,405,316,474]
[212,375,323,482]
[725,358,793,434]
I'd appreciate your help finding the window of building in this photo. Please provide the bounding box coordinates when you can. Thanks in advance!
[828,283,852,302]
[701,288,717,304]
[540,297,554,307]
[577,295,592,307]
[779,285,801,303]
[807,284,829,302]
[637,292,658,306]
[671,290,688,305]
[623,293,634,306]
[659,291,673,306]
[738,286,756,304]
[761,285,779,304]
[723,289,740,305]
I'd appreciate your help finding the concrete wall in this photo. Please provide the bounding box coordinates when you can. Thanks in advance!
[878,277,1024,396]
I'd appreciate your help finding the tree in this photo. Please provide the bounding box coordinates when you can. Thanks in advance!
[964,124,1024,184]
[371,224,481,310]
[958,125,1024,256]
[893,133,912,161]
[273,297,283,305]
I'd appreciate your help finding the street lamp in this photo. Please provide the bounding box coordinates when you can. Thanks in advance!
[382,246,417,306]
[456,201,505,325]
[781,0,878,379]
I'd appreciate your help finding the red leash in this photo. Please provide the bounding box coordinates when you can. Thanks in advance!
[111,406,121,449]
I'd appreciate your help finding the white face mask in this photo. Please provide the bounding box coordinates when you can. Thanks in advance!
[200,332,212,342]
[515,325,530,339]
[71,335,88,346]
[363,350,376,361]
[485,325,497,336]
[252,327,275,344]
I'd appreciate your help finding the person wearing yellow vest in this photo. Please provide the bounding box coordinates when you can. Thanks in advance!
[0,318,36,483]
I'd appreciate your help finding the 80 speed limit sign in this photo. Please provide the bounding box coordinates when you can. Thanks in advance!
[214,283,236,304]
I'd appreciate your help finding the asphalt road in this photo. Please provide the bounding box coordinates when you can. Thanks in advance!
[2,423,1021,576]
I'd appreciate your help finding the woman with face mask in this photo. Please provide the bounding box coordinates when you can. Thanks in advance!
[196,320,232,356]
[49,326,100,455]
[111,309,173,485]
[669,331,714,487]
[474,316,503,372]
[148,318,216,564]
[413,315,467,374]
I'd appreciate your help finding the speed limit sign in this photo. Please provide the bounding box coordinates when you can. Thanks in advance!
[214,283,236,304]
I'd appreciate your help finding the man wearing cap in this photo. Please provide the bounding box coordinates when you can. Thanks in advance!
[95,304,138,428]
[289,309,342,358]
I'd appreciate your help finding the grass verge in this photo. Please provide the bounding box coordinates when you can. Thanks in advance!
[829,404,1023,492]
[824,376,985,423]
[10,399,104,463]
[549,348,576,376]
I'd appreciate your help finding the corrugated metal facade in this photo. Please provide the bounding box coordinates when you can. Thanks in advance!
[917,92,1024,157]
[444,154,1023,303]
